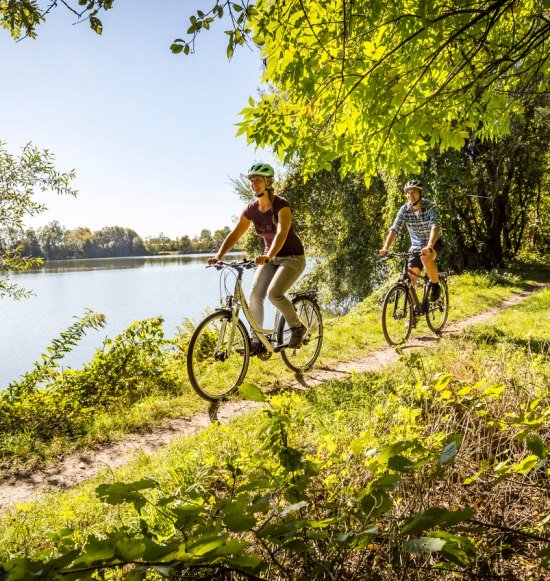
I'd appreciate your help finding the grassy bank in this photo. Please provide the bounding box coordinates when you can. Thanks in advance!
[0,267,547,468]
[0,285,548,578]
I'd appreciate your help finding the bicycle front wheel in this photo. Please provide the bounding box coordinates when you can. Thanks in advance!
[382,284,414,346]
[187,311,250,401]
[278,297,323,372]
[426,277,449,334]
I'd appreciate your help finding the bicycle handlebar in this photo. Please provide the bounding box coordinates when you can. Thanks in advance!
[207,258,257,270]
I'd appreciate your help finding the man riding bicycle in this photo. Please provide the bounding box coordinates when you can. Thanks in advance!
[379,180,443,301]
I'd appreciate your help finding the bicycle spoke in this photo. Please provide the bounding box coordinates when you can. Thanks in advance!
[382,285,413,346]
[187,312,249,401]
[279,297,323,372]
[425,279,449,333]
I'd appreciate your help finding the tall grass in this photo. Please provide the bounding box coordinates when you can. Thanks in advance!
[0,270,545,467]
[0,288,547,579]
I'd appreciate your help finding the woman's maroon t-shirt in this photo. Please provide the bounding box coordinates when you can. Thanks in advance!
[243,195,305,257]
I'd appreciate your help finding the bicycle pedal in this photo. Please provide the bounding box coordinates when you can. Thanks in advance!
[274,343,289,353]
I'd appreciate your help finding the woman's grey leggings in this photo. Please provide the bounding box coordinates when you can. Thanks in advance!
[249,254,306,335]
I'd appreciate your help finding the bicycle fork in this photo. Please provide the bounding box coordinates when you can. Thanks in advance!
[214,310,240,361]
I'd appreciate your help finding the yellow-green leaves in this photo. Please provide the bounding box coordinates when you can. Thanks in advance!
[238,382,265,402]
[196,0,549,178]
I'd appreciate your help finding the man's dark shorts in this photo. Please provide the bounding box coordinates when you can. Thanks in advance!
[408,239,444,271]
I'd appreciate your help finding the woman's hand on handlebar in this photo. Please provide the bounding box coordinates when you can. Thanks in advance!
[254,254,271,265]
[207,256,221,266]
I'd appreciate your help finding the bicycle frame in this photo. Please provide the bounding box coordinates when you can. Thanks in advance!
[396,255,430,314]
[215,262,281,354]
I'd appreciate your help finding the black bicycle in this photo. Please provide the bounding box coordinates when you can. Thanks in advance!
[187,259,324,401]
[380,251,449,346]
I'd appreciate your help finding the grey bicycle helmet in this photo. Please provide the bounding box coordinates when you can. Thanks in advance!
[247,163,275,178]
[403,179,423,192]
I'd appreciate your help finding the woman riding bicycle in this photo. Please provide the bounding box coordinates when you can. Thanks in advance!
[379,179,443,301]
[208,163,307,354]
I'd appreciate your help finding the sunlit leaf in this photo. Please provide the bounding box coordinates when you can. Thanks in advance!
[238,382,265,402]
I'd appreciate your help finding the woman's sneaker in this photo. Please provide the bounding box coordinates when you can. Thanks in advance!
[237,340,266,357]
[430,282,441,301]
[288,323,308,348]
[250,341,267,356]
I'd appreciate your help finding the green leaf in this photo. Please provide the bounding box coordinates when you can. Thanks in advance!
[441,507,475,527]
[234,478,270,493]
[432,532,477,566]
[402,507,474,535]
[210,538,250,557]
[115,538,146,561]
[188,534,228,556]
[95,479,157,512]
[283,539,309,552]
[238,382,265,402]
[255,522,296,543]
[223,512,257,532]
[388,454,415,472]
[77,540,116,565]
[402,514,442,536]
[170,43,184,54]
[360,489,393,517]
[280,501,308,517]
[1,557,44,579]
[46,550,80,572]
[350,438,365,455]
[439,441,458,464]
[405,536,446,553]
[89,16,102,35]
[512,455,540,475]
[151,564,176,577]
[527,435,546,459]
[370,473,401,490]
[348,527,379,549]
[538,545,550,569]
[225,552,264,571]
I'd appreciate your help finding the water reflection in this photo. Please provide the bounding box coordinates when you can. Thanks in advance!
[17,253,223,275]
[1,252,250,387]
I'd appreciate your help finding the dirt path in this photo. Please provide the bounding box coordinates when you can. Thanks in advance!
[0,286,544,510]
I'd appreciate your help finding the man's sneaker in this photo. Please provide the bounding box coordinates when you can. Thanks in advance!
[288,323,308,349]
[430,282,441,302]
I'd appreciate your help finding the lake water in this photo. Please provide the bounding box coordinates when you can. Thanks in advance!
[0,253,276,388]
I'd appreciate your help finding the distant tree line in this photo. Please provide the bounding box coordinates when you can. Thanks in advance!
[144,227,232,256]
[0,222,233,261]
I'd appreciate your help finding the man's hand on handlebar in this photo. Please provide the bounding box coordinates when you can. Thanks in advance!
[378,248,389,257]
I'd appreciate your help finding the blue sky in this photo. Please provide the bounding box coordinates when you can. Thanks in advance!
[0,0,274,239]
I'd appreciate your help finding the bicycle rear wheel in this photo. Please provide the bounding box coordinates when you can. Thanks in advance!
[278,297,323,372]
[382,284,414,346]
[187,310,249,401]
[426,277,449,333]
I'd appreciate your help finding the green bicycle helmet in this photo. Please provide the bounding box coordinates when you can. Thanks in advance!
[247,163,275,179]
